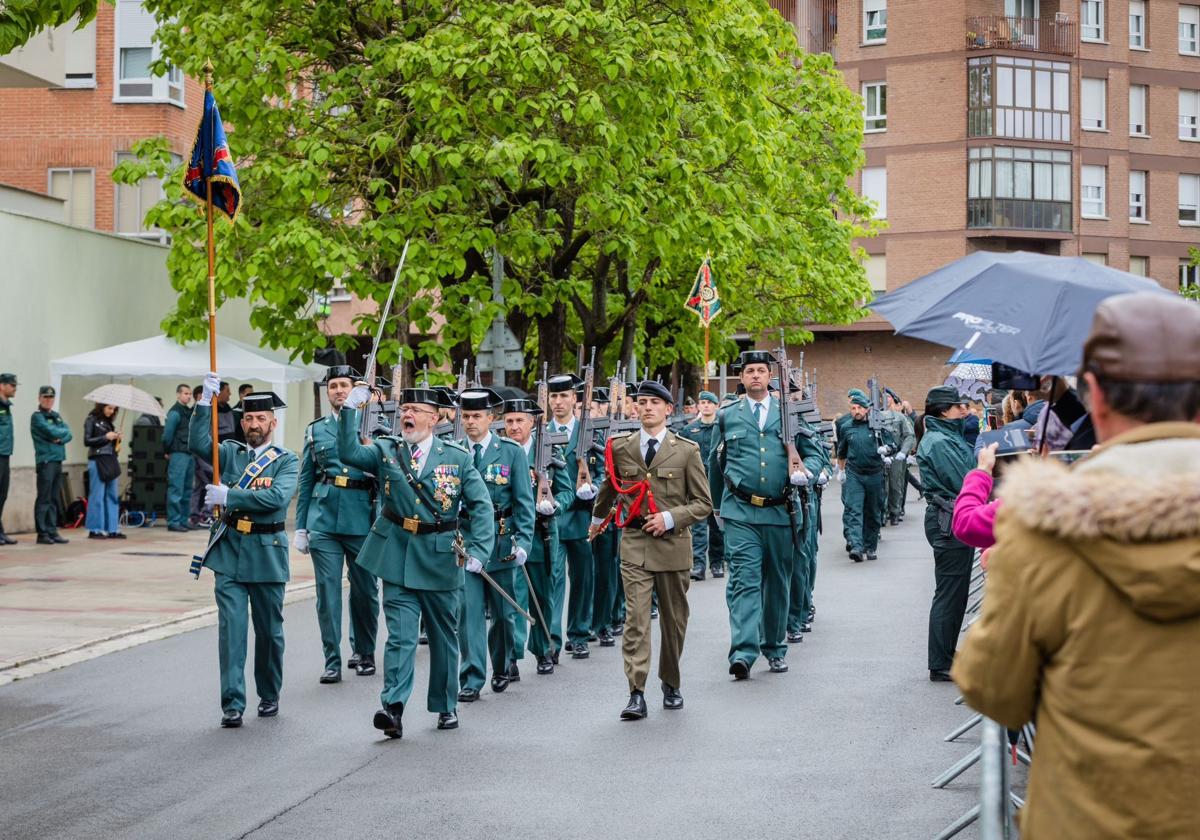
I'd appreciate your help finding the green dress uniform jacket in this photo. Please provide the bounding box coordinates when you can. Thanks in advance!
[678,418,720,465]
[297,414,376,536]
[31,408,72,463]
[549,418,598,647]
[679,416,724,574]
[836,415,889,555]
[0,397,14,457]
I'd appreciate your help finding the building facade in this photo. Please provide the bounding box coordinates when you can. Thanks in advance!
[771,0,1200,414]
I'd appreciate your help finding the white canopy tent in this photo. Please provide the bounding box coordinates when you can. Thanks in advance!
[49,335,323,442]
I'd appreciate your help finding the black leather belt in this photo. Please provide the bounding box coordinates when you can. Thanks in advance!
[625,515,647,529]
[723,476,788,508]
[321,474,374,490]
[220,514,286,534]
[382,506,458,534]
[461,505,512,523]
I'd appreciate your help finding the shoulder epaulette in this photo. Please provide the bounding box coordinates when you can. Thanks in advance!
[673,434,700,448]
[441,439,469,453]
[498,436,521,447]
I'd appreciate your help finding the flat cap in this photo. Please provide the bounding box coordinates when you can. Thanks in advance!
[925,385,964,406]
[38,385,56,397]
[849,392,871,408]
[698,391,719,403]
[1082,293,1200,382]
[0,373,17,385]
[634,380,673,403]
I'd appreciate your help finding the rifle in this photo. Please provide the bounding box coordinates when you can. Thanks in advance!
[576,347,597,489]
[867,376,890,453]
[359,240,410,440]
[776,330,809,542]
[534,364,569,509]
[452,360,469,441]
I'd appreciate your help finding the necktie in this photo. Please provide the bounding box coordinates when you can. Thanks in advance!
[409,443,421,472]
[645,437,658,466]
[753,401,763,428]
[473,443,483,469]
[558,424,567,434]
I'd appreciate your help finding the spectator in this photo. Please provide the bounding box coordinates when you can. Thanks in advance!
[134,397,164,426]
[163,384,195,533]
[0,373,16,545]
[190,384,214,526]
[231,383,252,443]
[30,386,72,544]
[954,292,1200,839]
[216,381,237,443]
[952,442,1000,550]
[83,403,124,540]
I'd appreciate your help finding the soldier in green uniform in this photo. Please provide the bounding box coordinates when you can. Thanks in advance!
[31,386,72,545]
[588,387,622,647]
[835,390,892,562]
[337,385,494,737]
[0,373,17,545]
[163,383,196,533]
[786,412,829,643]
[294,365,380,685]
[678,390,723,580]
[189,376,298,728]
[915,385,975,682]
[710,351,810,678]
[883,390,916,525]
[455,388,535,700]
[546,373,598,661]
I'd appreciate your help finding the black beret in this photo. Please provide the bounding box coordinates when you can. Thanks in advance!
[634,380,672,402]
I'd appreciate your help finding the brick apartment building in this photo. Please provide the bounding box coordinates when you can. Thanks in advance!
[0,1,201,239]
[771,0,1200,414]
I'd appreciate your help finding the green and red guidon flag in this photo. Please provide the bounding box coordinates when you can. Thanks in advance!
[684,255,722,326]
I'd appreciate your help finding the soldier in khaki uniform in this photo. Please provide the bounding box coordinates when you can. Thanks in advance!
[590,381,713,721]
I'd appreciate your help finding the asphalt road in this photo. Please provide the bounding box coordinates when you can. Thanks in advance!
[0,492,986,840]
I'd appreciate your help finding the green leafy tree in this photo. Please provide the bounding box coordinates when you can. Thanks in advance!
[0,0,98,55]
[118,0,877,383]
[1186,247,1200,301]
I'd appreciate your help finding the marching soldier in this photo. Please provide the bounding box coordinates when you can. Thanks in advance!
[590,381,712,719]
[588,387,621,648]
[710,351,809,678]
[835,390,891,562]
[883,390,916,525]
[189,376,298,728]
[337,385,494,738]
[787,412,830,642]
[294,365,380,685]
[455,388,535,700]
[678,390,723,580]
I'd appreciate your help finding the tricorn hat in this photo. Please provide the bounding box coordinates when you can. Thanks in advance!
[400,387,443,407]
[732,350,777,372]
[321,364,361,384]
[547,373,583,393]
[458,388,503,411]
[591,387,610,403]
[240,392,287,413]
[502,398,543,416]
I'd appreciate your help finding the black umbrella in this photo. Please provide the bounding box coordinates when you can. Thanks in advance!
[870,251,1170,374]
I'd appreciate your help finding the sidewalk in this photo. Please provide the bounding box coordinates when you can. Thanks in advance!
[0,525,315,680]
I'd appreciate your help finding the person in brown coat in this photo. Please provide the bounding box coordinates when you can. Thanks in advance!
[589,380,713,721]
[953,292,1200,839]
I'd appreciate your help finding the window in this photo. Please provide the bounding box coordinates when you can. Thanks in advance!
[967,146,1073,231]
[1082,253,1108,266]
[862,167,887,218]
[863,82,887,132]
[1130,84,1148,135]
[1081,78,1107,130]
[1081,164,1106,218]
[1180,173,1200,223]
[1181,260,1200,290]
[969,56,1071,142]
[63,18,96,88]
[1181,5,1200,54]
[47,168,95,228]
[864,0,887,44]
[1129,170,1148,220]
[865,254,887,292]
[1129,255,1149,276]
[1181,90,1200,139]
[115,0,185,105]
[1082,0,1104,41]
[114,152,179,239]
[1129,1,1146,48]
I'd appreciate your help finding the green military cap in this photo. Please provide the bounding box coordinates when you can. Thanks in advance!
[0,372,17,385]
[847,388,867,400]
[925,385,965,406]
[849,392,871,408]
[698,390,718,403]
[39,385,55,397]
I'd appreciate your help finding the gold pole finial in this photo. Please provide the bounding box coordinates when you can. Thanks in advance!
[203,60,214,90]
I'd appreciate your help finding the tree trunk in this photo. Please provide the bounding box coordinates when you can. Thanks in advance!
[538,302,568,373]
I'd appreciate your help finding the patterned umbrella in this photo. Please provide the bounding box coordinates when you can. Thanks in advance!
[950,363,992,382]
[82,383,166,421]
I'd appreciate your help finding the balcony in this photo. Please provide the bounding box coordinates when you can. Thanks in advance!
[967,198,1071,232]
[966,15,1077,57]
[967,146,1073,233]
[968,56,1072,142]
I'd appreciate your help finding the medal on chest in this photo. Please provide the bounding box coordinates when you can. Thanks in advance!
[431,464,461,511]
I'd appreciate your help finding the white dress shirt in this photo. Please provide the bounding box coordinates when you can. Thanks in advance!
[637,427,673,532]
[747,395,771,429]
[408,434,434,474]
[468,432,492,458]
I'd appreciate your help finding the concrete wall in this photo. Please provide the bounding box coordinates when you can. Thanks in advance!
[0,209,315,533]
[0,183,66,223]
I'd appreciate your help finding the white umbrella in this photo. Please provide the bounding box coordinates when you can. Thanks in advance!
[83,383,166,421]
[950,362,992,382]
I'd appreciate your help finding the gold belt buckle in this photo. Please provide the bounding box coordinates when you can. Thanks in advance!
[402,517,420,534]
[334,475,349,488]
[235,519,253,534]
[750,495,766,507]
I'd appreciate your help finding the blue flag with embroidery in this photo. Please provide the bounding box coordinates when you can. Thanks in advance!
[183,88,241,221]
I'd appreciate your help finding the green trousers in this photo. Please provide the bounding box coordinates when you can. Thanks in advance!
[886,459,908,518]
[787,494,820,632]
[166,452,194,529]
[214,573,285,713]
[458,564,517,692]
[511,562,530,661]
[924,508,975,671]
[561,537,594,645]
[724,520,791,666]
[309,531,377,671]
[380,582,459,713]
[842,470,884,553]
[591,528,620,632]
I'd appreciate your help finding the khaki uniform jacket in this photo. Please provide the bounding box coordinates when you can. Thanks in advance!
[592,430,713,573]
[953,423,1200,840]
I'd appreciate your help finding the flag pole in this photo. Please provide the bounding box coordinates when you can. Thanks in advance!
[703,325,710,387]
[203,60,220,490]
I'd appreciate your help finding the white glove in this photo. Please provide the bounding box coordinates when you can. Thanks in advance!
[513,547,528,566]
[876,445,890,456]
[790,471,810,486]
[895,453,907,464]
[883,456,893,466]
[536,499,558,516]
[465,557,483,574]
[816,472,829,487]
[836,469,846,483]
[199,371,220,406]
[205,483,229,507]
[344,385,371,410]
[293,529,309,554]
[575,483,597,501]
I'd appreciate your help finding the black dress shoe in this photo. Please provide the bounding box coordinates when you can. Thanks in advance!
[620,690,648,721]
[551,649,560,665]
[786,631,804,644]
[457,688,480,702]
[257,699,279,717]
[808,606,816,622]
[220,710,243,728]
[106,532,127,540]
[418,632,428,645]
[650,605,659,620]
[801,621,813,633]
[929,669,954,682]
[588,631,599,643]
[88,532,107,540]
[865,550,878,562]
[536,656,554,675]
[0,533,18,545]
[564,641,575,653]
[849,550,864,563]
[319,668,341,684]
[491,674,510,693]
[768,658,789,673]
[729,659,750,680]
[710,565,725,579]
[845,541,853,553]
[51,534,69,544]
[437,711,459,730]
[36,535,55,545]
[662,683,683,710]
[689,567,705,581]
[167,525,190,533]
[598,628,615,647]
[889,516,900,527]
[347,653,362,670]
[611,623,624,636]
[507,660,520,682]
[356,655,376,677]
[572,642,589,659]
[373,703,403,738]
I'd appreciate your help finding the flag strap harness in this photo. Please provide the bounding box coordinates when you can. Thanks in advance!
[594,436,660,534]
[190,446,284,577]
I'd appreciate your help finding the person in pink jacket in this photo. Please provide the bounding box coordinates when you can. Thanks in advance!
[952,443,1000,551]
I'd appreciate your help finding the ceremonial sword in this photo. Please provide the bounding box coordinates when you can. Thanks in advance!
[453,534,536,625]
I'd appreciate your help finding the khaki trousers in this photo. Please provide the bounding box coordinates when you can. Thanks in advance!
[620,559,690,693]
